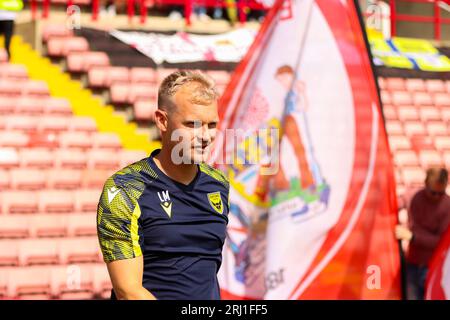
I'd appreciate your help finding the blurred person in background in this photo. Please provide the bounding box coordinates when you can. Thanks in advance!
[0,0,23,60]
[395,167,450,300]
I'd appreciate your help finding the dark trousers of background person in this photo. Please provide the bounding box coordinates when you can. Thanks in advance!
[0,20,14,60]
[406,262,428,300]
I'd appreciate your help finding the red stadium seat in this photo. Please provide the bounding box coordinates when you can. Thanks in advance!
[19,149,55,168]
[61,37,90,57]
[59,132,93,149]
[47,169,83,189]
[403,121,426,137]
[401,167,426,187]
[418,106,441,122]
[29,214,67,238]
[434,136,450,152]
[388,135,411,152]
[134,100,157,121]
[68,117,98,133]
[39,190,75,213]
[385,77,406,91]
[6,266,52,299]
[75,189,101,212]
[0,148,20,168]
[67,52,109,73]
[393,150,419,167]
[130,67,156,83]
[0,80,22,96]
[405,78,425,92]
[0,96,16,113]
[0,64,28,80]
[87,67,108,88]
[19,239,59,266]
[27,131,59,149]
[382,105,397,121]
[397,105,419,122]
[59,237,101,264]
[0,131,29,148]
[10,169,47,190]
[0,267,7,297]
[377,77,386,90]
[42,24,74,43]
[385,120,403,136]
[92,264,112,298]
[391,91,413,106]
[119,150,147,168]
[433,93,450,107]
[129,83,156,104]
[426,121,448,137]
[0,215,30,238]
[110,83,130,104]
[442,108,450,123]
[39,116,70,132]
[108,66,130,85]
[410,135,435,153]
[0,241,19,266]
[418,150,443,168]
[4,115,38,132]
[92,132,122,150]
[412,92,433,106]
[425,79,446,93]
[54,149,88,169]
[15,96,46,114]
[44,97,72,115]
[22,80,50,96]
[81,169,112,188]
[50,264,94,299]
[87,149,120,169]
[1,191,39,214]
[67,213,97,237]
[0,170,10,189]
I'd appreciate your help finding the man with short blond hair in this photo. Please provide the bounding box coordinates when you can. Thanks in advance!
[97,70,229,300]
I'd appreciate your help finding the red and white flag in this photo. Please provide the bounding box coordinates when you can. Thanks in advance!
[426,226,450,300]
[212,0,402,299]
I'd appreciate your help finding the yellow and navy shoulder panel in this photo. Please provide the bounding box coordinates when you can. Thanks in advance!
[97,158,157,263]
[199,163,230,190]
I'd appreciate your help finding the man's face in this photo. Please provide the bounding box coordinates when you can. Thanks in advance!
[425,180,447,203]
[166,83,219,164]
[276,72,294,90]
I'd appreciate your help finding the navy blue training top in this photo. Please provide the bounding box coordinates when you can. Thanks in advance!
[96,149,230,300]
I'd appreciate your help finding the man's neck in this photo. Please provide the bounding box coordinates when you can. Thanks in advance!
[154,148,198,185]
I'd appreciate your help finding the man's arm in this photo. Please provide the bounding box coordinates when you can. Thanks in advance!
[107,256,156,300]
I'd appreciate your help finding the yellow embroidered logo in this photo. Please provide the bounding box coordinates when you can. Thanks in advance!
[207,192,223,214]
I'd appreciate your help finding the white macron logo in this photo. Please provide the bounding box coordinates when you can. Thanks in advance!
[107,186,120,204]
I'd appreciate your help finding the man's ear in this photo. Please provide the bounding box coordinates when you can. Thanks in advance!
[154,109,168,133]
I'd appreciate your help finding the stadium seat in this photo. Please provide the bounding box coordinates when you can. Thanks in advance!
[0,148,20,168]
[434,136,450,152]
[54,149,88,169]
[418,106,440,122]
[0,216,30,239]
[110,83,129,104]
[59,132,93,149]
[410,136,435,153]
[0,64,28,80]
[388,135,411,151]
[15,96,46,114]
[385,77,406,91]
[27,131,59,149]
[5,115,38,132]
[19,239,59,266]
[418,150,443,168]
[442,108,450,122]
[22,80,50,96]
[75,189,101,212]
[425,79,446,93]
[60,37,90,57]
[50,264,94,299]
[67,213,97,237]
[377,77,386,90]
[0,170,10,189]
[42,24,74,43]
[69,117,98,133]
[92,132,122,150]
[391,91,413,106]
[44,97,72,115]
[397,105,419,121]
[6,266,52,299]
[39,116,70,132]
[81,169,112,188]
[412,92,433,106]
[92,264,112,298]
[426,121,448,137]
[134,100,157,121]
[130,67,156,83]
[0,80,22,96]
[433,93,450,107]
[10,169,47,190]
[382,105,397,121]
[405,78,425,92]
[29,214,67,238]
[0,96,16,113]
[0,241,19,266]
[380,90,391,104]
[59,237,101,264]
[67,52,110,73]
[402,167,425,186]
[39,190,75,213]
[129,83,156,104]
[19,149,55,168]
[47,169,83,189]
[119,150,147,168]
[403,122,426,136]
[1,191,39,213]
[0,131,29,148]
[393,150,419,167]
[0,267,7,297]
[385,120,403,136]
[87,149,120,169]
